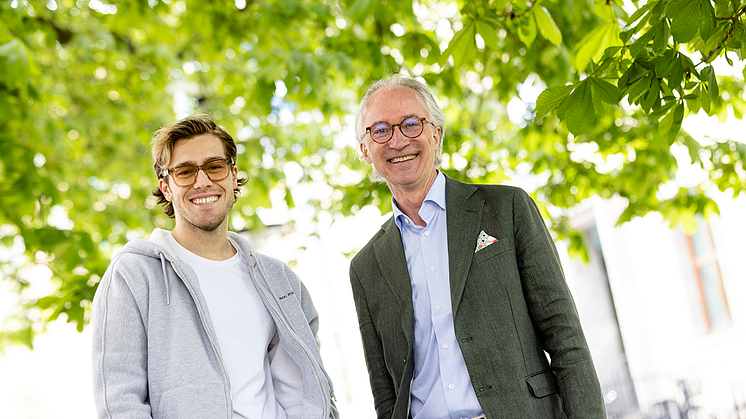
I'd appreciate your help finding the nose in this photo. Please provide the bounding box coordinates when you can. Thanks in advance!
[387,126,411,150]
[192,168,214,188]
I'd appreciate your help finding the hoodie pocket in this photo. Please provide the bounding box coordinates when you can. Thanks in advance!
[157,383,226,419]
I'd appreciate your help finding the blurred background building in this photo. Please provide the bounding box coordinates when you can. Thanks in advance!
[562,192,746,419]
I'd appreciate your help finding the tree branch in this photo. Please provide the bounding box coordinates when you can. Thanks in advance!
[715,4,746,21]
[697,24,735,66]
[695,4,746,66]
[510,1,538,20]
[35,17,74,44]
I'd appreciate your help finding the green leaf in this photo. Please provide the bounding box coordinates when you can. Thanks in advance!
[631,22,658,57]
[652,20,670,54]
[556,95,573,120]
[655,51,676,77]
[534,84,574,121]
[442,21,476,67]
[712,0,730,10]
[668,55,685,90]
[700,84,711,114]
[594,0,616,21]
[566,80,595,135]
[627,74,652,104]
[669,0,700,43]
[649,100,677,119]
[659,105,674,136]
[660,104,685,144]
[664,0,685,18]
[0,38,35,95]
[535,6,563,46]
[627,2,654,27]
[649,0,665,22]
[701,65,719,103]
[641,77,661,112]
[517,11,538,47]
[590,77,621,104]
[575,22,621,73]
[699,0,716,42]
[701,26,726,56]
[619,61,648,89]
[348,0,372,21]
[670,104,685,144]
[476,20,500,49]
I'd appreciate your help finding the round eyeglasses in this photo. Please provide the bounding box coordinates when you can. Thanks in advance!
[365,116,434,144]
[160,157,234,187]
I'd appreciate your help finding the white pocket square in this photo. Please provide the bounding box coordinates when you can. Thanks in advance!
[475,230,498,253]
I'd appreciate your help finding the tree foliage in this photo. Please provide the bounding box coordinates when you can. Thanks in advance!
[1,0,744,350]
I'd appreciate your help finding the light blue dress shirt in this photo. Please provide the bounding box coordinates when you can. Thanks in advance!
[393,171,483,419]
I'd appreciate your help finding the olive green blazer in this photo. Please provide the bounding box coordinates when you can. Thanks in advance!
[349,177,606,419]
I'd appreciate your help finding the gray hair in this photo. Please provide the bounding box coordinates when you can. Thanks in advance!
[355,75,446,181]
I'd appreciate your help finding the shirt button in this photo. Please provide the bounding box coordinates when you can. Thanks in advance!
[405,219,410,224]
[430,267,435,272]
[449,384,455,390]
[436,304,442,310]
[443,343,448,349]
[424,231,430,236]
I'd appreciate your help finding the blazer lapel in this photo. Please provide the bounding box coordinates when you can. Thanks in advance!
[445,177,483,317]
[373,217,415,346]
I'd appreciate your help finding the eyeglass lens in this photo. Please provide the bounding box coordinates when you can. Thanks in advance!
[172,159,231,186]
[370,117,424,143]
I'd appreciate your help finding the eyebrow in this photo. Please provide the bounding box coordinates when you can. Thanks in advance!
[171,156,227,168]
[370,114,420,126]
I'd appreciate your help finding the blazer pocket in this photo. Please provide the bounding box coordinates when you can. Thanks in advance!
[525,369,559,398]
[472,239,512,266]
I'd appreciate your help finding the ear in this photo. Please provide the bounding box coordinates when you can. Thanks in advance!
[159,178,173,201]
[232,165,238,189]
[431,126,442,147]
[359,141,373,164]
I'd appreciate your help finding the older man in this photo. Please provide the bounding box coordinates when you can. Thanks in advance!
[349,75,606,419]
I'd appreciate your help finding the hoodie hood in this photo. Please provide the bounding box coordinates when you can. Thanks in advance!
[146,228,257,265]
[115,228,260,305]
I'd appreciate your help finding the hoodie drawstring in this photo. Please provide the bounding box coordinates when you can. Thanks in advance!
[159,252,170,305]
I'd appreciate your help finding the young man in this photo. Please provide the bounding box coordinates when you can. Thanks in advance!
[92,116,337,419]
[349,75,606,419]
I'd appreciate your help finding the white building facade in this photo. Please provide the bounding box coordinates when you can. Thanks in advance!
[562,193,746,419]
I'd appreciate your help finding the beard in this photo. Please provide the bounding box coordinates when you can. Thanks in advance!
[173,191,235,233]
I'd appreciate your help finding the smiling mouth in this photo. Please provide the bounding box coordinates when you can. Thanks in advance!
[191,196,219,204]
[389,154,417,163]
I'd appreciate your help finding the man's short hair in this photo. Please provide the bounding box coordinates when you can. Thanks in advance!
[151,115,247,218]
[355,75,446,171]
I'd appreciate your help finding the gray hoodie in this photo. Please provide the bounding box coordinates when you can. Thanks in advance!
[92,228,338,419]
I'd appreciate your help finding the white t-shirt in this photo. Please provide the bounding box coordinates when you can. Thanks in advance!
[167,233,286,419]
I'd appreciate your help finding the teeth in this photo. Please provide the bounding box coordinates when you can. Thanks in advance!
[192,196,218,204]
[390,154,416,163]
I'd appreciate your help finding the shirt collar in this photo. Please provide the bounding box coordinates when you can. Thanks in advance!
[393,171,446,228]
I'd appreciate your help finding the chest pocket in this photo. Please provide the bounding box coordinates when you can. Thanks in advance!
[472,238,512,266]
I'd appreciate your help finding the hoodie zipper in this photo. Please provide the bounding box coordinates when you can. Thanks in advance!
[169,260,234,418]
[248,255,333,418]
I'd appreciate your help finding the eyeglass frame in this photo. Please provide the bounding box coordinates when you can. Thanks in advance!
[159,157,235,187]
[365,116,435,144]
